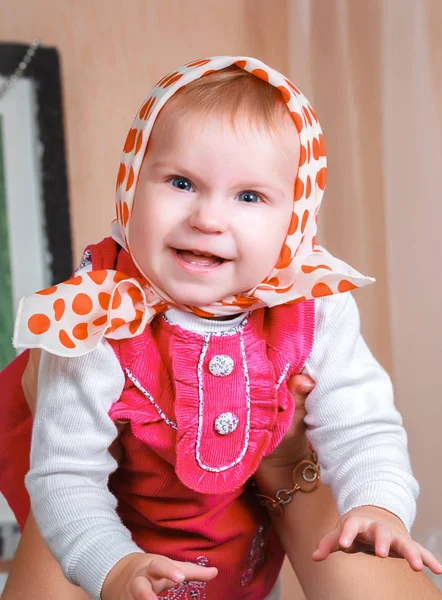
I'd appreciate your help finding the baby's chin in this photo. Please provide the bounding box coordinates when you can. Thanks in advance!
[163,285,237,311]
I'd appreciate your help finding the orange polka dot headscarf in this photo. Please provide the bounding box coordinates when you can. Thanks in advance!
[14,56,374,357]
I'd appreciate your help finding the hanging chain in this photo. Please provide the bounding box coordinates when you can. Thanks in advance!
[0,39,41,102]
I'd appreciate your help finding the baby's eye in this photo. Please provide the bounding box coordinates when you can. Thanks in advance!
[238,191,260,204]
[171,176,193,192]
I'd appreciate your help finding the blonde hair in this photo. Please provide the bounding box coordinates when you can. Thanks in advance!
[167,66,291,133]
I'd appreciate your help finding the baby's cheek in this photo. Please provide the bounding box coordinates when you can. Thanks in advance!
[267,231,287,270]
[246,252,275,287]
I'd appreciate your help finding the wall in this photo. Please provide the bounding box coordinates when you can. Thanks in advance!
[288,0,442,586]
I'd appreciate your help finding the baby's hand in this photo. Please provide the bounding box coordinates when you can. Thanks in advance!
[312,505,442,575]
[102,552,218,600]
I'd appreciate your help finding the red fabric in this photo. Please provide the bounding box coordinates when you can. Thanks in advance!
[88,235,122,270]
[0,350,32,530]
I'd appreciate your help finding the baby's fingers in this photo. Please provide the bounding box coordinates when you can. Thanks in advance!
[131,557,185,600]
[396,540,442,575]
[312,528,341,561]
[338,517,364,551]
[391,537,425,572]
[173,560,218,582]
[414,542,442,575]
[372,522,393,558]
[131,575,158,600]
[313,517,373,561]
[147,556,186,583]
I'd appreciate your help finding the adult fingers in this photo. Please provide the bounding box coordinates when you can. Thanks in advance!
[283,373,315,441]
[286,374,315,409]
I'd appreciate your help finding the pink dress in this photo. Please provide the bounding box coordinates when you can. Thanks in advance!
[98,238,316,599]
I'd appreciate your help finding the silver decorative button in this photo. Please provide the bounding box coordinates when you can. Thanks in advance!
[208,354,234,377]
[214,412,239,435]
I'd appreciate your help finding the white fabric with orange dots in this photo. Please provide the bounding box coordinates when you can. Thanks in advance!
[13,56,373,357]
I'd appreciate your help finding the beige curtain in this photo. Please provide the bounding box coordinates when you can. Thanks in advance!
[286,1,442,594]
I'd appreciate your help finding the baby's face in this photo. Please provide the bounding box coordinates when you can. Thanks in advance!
[129,105,300,307]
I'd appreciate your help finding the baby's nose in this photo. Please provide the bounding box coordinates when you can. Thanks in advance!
[188,199,228,234]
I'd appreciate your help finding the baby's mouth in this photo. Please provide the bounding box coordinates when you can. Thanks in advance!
[175,249,225,266]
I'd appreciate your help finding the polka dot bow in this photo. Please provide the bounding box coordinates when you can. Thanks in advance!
[13,56,374,357]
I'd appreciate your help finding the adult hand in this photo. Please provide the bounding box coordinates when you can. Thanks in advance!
[258,373,315,471]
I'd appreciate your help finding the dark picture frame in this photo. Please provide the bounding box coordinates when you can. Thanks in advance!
[0,42,72,369]
[0,42,72,285]
[0,43,72,567]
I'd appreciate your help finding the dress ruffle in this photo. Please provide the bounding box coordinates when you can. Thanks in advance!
[107,300,315,495]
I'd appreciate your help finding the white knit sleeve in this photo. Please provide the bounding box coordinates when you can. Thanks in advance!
[25,341,143,599]
[303,293,419,530]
